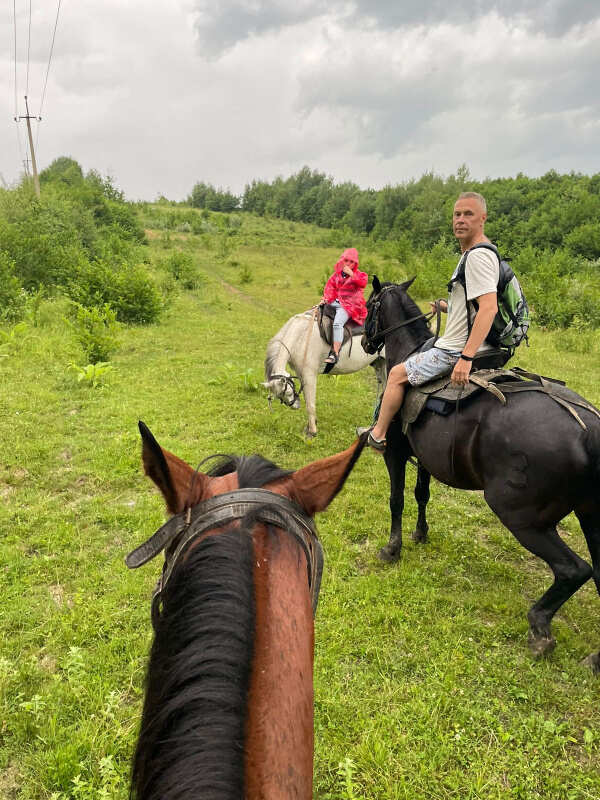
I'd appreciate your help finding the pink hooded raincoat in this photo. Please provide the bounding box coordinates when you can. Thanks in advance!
[323,248,368,324]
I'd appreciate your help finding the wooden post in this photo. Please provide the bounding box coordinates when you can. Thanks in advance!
[16,96,41,197]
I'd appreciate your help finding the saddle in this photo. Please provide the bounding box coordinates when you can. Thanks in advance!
[401,366,600,434]
[318,304,364,349]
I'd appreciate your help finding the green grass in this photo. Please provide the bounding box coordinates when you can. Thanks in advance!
[1,210,599,799]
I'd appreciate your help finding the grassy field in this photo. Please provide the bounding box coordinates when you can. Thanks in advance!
[1,210,599,799]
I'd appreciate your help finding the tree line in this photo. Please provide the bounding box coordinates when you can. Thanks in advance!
[188,165,600,259]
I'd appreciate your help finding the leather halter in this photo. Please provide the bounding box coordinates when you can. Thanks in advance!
[267,373,303,407]
[126,488,324,628]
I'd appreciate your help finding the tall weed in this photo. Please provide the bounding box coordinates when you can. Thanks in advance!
[67,303,120,363]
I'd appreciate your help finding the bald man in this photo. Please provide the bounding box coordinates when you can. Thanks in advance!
[367,192,499,451]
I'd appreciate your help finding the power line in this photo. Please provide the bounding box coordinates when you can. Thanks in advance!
[38,0,62,120]
[13,0,18,117]
[26,0,32,95]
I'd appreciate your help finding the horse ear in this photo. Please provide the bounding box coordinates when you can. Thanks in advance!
[287,434,367,516]
[138,421,209,515]
[372,275,382,293]
[399,276,416,292]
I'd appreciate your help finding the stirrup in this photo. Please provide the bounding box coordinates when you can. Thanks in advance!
[324,350,338,365]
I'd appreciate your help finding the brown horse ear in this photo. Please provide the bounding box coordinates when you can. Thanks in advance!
[399,276,416,292]
[138,421,209,515]
[288,434,367,516]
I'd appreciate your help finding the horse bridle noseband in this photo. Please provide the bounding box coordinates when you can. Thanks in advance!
[126,488,324,628]
[267,373,303,407]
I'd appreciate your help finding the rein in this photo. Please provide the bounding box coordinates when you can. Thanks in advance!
[125,488,324,627]
[364,286,441,354]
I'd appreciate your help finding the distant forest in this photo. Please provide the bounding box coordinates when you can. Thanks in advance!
[188,165,600,259]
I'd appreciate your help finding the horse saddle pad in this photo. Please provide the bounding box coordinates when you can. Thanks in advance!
[318,304,364,347]
[401,367,583,430]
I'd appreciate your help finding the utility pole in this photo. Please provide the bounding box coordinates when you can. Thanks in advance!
[15,96,41,197]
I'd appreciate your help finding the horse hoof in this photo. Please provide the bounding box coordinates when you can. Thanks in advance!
[580,653,600,674]
[304,430,317,439]
[411,529,428,544]
[378,545,401,563]
[528,633,556,660]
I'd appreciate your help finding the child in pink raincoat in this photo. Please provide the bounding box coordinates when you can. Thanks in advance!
[321,247,368,364]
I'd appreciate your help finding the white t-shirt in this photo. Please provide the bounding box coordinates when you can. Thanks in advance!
[436,247,499,353]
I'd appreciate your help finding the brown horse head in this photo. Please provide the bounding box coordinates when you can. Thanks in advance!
[131,422,367,800]
[138,419,365,516]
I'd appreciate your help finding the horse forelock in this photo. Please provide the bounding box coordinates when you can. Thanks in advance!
[131,529,255,800]
[207,454,293,489]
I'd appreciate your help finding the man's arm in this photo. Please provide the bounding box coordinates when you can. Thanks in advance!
[450,291,497,386]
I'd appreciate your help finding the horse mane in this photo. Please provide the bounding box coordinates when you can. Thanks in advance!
[131,453,294,799]
[131,529,255,800]
[380,281,432,355]
[264,316,296,380]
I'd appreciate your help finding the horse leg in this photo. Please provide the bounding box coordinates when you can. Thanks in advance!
[373,358,387,407]
[575,508,600,673]
[506,524,593,659]
[302,373,318,438]
[379,427,408,563]
[411,465,430,544]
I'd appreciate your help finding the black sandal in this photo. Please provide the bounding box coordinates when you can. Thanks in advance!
[367,431,386,451]
[324,351,338,365]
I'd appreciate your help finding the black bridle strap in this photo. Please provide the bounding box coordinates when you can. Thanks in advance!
[268,373,303,404]
[126,488,324,617]
[369,309,433,344]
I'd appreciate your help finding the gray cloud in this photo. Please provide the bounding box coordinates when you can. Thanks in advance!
[293,14,600,167]
[191,1,600,57]
[191,1,331,58]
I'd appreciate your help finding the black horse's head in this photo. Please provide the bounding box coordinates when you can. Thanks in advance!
[362,275,432,361]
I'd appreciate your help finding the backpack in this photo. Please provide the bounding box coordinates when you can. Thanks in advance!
[449,243,530,354]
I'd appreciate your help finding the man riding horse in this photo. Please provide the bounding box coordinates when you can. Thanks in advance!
[366,192,500,451]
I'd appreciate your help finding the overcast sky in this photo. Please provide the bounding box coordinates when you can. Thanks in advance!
[1,1,599,200]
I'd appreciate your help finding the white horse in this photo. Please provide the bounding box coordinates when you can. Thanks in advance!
[263,309,386,437]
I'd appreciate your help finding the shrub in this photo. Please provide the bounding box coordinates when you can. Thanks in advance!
[67,303,120,363]
[69,361,114,388]
[239,264,253,284]
[564,223,600,260]
[412,240,458,299]
[526,271,600,329]
[0,251,26,322]
[65,260,163,325]
[106,265,163,324]
[162,251,201,289]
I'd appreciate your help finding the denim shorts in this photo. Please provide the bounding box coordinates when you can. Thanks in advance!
[404,346,462,387]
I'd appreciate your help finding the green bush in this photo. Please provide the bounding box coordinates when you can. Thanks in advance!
[67,303,120,363]
[161,250,201,289]
[109,265,163,324]
[65,260,163,325]
[0,191,90,290]
[0,251,26,322]
[564,223,600,260]
[412,239,458,299]
[526,271,600,329]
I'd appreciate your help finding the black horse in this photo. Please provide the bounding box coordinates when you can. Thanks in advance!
[364,276,600,670]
